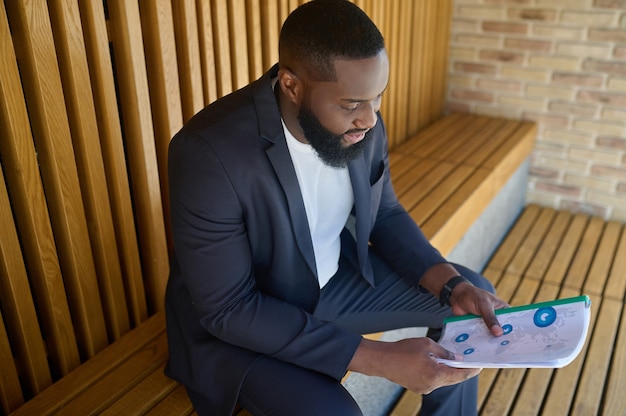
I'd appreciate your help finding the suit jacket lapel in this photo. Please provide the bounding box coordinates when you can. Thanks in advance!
[348,155,375,286]
[253,66,318,280]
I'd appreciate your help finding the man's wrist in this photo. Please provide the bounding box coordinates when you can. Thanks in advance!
[439,275,471,307]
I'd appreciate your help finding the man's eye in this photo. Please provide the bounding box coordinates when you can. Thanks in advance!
[342,104,359,111]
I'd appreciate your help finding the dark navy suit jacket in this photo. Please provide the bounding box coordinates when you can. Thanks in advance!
[165,65,446,414]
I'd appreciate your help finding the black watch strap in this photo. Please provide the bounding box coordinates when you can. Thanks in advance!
[439,275,471,307]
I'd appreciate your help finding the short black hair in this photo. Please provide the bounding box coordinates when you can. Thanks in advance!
[279,0,385,81]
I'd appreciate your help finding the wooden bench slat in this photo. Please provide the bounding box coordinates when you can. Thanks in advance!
[476,272,523,408]
[605,225,626,302]
[479,277,543,415]
[394,112,466,156]
[459,120,519,167]
[602,304,626,415]
[524,209,572,280]
[484,204,542,274]
[570,297,622,416]
[505,207,557,277]
[408,164,476,228]
[564,217,605,291]
[392,157,437,198]
[5,0,109,359]
[107,0,170,312]
[584,221,622,297]
[55,331,169,415]
[98,366,177,415]
[0,309,24,413]
[0,1,81,381]
[138,0,185,253]
[430,116,504,167]
[388,389,420,416]
[0,166,51,403]
[78,0,149,327]
[424,167,492,255]
[10,312,166,416]
[543,214,588,287]
[227,0,252,90]
[540,289,597,415]
[244,0,264,82]
[508,282,561,416]
[415,116,494,160]
[196,0,219,104]
[50,0,132,342]
[172,0,206,121]
[396,160,456,211]
[481,122,536,172]
[442,118,513,166]
[488,123,537,192]
[144,384,195,416]
[210,0,234,97]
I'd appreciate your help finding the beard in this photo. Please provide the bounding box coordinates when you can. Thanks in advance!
[297,106,372,168]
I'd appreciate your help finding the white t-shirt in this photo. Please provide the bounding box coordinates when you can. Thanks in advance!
[282,120,354,288]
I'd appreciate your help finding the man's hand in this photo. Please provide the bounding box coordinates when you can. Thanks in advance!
[349,337,480,394]
[449,283,509,336]
[419,263,509,337]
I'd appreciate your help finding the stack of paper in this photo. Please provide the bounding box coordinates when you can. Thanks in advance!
[436,295,591,368]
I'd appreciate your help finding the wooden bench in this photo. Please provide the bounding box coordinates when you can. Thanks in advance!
[0,1,538,415]
[2,112,536,415]
[391,204,626,415]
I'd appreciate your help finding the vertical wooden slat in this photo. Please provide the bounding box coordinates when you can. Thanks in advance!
[392,0,412,143]
[139,0,184,253]
[211,0,234,97]
[406,0,426,135]
[172,0,206,121]
[259,0,279,69]
[228,0,251,90]
[107,0,170,312]
[77,0,148,327]
[0,0,80,380]
[47,0,130,341]
[277,0,290,30]
[603,304,626,415]
[5,0,108,359]
[431,0,450,124]
[0,307,23,414]
[0,164,48,406]
[604,225,626,301]
[583,221,621,296]
[197,0,219,104]
[245,0,265,80]
[565,216,604,291]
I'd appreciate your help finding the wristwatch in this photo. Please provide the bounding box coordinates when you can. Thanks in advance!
[439,275,471,307]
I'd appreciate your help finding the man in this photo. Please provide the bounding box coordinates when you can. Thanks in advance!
[165,1,508,415]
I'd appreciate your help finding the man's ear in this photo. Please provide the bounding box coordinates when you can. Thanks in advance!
[277,68,303,105]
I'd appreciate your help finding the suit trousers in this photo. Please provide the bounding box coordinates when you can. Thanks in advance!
[216,250,495,416]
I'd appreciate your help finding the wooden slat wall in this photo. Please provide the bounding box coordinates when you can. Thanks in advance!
[0,0,452,412]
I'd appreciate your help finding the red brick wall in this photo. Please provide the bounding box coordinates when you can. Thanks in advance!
[447,0,626,221]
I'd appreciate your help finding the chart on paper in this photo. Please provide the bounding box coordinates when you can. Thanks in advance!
[436,295,591,368]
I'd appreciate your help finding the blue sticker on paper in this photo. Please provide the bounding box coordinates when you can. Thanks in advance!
[502,324,513,334]
[534,307,557,328]
[455,333,469,343]
[464,348,475,355]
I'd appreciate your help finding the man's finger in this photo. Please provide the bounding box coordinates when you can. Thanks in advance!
[481,307,504,336]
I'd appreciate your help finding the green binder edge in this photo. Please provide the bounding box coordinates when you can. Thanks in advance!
[443,294,591,324]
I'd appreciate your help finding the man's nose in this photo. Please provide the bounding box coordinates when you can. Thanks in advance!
[354,103,378,130]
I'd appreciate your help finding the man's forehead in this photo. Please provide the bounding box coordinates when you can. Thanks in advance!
[325,52,389,97]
